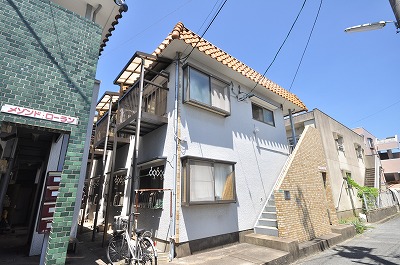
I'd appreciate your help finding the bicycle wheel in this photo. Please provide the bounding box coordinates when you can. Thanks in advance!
[107,235,130,265]
[139,237,157,265]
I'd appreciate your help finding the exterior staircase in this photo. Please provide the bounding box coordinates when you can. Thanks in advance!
[364,168,375,187]
[254,194,278,236]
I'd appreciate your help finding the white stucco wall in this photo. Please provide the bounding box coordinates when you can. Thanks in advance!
[132,59,290,243]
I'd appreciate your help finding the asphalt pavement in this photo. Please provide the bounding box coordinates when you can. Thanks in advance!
[293,214,400,265]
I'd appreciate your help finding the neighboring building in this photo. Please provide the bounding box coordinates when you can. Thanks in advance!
[272,125,339,242]
[353,127,383,189]
[376,135,400,184]
[83,21,307,258]
[0,0,127,264]
[285,109,366,220]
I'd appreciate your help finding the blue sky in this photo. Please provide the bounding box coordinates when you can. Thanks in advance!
[96,0,399,140]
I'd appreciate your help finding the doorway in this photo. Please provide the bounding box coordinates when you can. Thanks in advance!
[0,123,59,256]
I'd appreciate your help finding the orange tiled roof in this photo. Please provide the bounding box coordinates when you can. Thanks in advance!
[154,22,307,111]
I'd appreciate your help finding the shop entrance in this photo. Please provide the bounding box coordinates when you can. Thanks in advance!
[0,123,61,256]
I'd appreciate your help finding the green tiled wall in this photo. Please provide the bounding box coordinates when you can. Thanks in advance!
[0,0,102,263]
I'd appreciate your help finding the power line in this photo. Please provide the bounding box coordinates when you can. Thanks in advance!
[181,0,228,63]
[352,99,400,124]
[241,0,308,100]
[181,0,222,56]
[288,0,323,91]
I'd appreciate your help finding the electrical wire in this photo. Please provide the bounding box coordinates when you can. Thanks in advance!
[288,0,323,91]
[181,0,222,56]
[352,99,400,124]
[241,0,308,100]
[180,0,228,63]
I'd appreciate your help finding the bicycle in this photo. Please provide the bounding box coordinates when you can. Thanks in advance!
[107,213,157,265]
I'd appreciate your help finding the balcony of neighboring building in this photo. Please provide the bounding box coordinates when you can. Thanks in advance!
[376,135,400,151]
[381,158,400,174]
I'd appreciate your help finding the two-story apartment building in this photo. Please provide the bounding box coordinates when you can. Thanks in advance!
[0,0,127,263]
[83,22,307,258]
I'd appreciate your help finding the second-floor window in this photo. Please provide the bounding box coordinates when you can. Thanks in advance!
[251,103,275,126]
[183,65,230,116]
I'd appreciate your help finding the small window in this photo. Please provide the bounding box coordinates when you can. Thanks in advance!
[355,144,363,159]
[182,157,236,205]
[252,103,275,126]
[183,65,230,116]
[367,138,374,149]
[335,135,345,152]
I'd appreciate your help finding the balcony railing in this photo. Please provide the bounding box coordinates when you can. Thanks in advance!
[117,84,168,135]
[134,189,172,210]
[93,113,110,147]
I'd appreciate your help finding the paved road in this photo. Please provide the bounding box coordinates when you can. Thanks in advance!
[294,215,400,265]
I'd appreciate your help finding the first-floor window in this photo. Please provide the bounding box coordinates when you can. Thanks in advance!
[182,157,236,205]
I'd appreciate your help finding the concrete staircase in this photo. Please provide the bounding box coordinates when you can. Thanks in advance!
[364,168,375,187]
[254,194,278,236]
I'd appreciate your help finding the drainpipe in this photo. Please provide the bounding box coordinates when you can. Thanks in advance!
[288,109,297,150]
[92,98,113,241]
[169,55,180,261]
[128,57,145,234]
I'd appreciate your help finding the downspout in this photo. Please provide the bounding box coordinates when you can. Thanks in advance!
[169,55,179,261]
[288,109,297,149]
[128,57,145,234]
[92,98,112,241]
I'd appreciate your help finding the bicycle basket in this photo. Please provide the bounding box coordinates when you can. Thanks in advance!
[112,215,128,232]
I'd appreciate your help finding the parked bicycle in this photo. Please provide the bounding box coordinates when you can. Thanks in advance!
[107,213,157,265]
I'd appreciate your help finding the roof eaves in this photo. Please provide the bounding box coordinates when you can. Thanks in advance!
[99,6,126,56]
[154,22,307,112]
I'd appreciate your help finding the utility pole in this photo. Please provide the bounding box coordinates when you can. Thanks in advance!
[389,0,400,28]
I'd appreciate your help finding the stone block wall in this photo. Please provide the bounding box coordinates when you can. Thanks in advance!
[0,0,101,263]
[275,126,338,242]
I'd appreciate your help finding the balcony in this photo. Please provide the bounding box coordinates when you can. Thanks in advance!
[114,52,172,136]
[92,92,129,150]
[376,135,400,151]
[381,158,400,174]
[117,82,168,136]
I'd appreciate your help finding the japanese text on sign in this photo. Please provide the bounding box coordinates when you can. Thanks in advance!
[1,104,78,125]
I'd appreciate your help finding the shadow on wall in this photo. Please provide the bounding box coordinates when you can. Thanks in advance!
[6,0,90,105]
[296,186,316,240]
[181,110,234,150]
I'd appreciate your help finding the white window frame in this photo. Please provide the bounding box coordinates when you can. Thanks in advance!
[183,64,231,116]
[181,157,236,205]
[251,103,275,127]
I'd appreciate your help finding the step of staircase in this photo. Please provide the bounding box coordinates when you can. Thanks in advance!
[258,218,277,227]
[261,211,277,219]
[264,205,276,212]
[254,225,279,236]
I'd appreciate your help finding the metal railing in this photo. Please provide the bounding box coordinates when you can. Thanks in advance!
[118,85,167,125]
[135,189,172,210]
